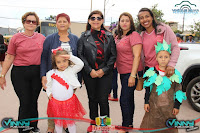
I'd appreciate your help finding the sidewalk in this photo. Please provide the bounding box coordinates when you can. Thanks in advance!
[0,68,199,133]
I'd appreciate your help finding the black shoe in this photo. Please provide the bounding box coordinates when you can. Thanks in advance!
[64,128,69,133]
[31,127,40,133]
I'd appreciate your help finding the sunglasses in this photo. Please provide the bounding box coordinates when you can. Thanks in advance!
[25,20,37,25]
[90,17,103,21]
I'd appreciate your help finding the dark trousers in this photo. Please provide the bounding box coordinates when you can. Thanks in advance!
[11,65,42,133]
[120,73,138,127]
[110,68,118,98]
[83,71,112,121]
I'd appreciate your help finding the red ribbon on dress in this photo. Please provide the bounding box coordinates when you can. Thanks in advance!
[51,73,69,89]
[51,47,63,55]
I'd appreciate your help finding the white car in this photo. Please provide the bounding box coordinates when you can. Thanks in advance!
[176,43,200,112]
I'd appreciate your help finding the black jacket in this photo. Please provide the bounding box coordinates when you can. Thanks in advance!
[77,30,117,75]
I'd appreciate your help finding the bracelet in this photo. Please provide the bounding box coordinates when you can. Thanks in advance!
[0,74,5,78]
[130,74,136,78]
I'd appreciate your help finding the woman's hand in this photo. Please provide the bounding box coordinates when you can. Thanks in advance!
[90,69,98,78]
[96,69,104,78]
[42,76,47,90]
[172,108,179,115]
[165,66,175,77]
[128,76,135,87]
[0,77,6,90]
[144,104,150,112]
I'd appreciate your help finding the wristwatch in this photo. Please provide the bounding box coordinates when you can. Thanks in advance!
[0,74,5,78]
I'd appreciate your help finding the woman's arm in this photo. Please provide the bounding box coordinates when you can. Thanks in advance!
[40,37,50,78]
[101,35,117,74]
[40,37,51,89]
[0,54,15,89]
[166,25,180,67]
[77,36,93,75]
[128,44,142,87]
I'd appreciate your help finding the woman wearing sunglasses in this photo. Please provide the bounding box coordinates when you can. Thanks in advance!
[77,10,116,132]
[0,12,45,133]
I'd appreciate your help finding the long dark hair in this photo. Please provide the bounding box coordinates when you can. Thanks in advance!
[117,12,136,40]
[86,10,107,31]
[137,8,159,33]
[0,34,4,44]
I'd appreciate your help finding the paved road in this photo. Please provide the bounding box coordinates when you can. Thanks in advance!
[0,67,199,133]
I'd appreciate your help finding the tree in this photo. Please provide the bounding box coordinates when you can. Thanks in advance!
[190,21,200,37]
[134,4,165,32]
[109,22,117,32]
[151,4,165,23]
[45,15,56,21]
[110,4,165,32]
[174,30,183,34]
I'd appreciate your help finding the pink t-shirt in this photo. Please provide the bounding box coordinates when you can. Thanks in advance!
[115,31,142,74]
[7,32,45,66]
[142,30,158,67]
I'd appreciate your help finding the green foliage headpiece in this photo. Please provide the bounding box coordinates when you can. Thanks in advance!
[155,40,172,54]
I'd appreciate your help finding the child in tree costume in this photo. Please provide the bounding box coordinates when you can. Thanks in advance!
[140,40,187,133]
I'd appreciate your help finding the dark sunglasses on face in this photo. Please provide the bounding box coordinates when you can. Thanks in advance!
[90,17,102,21]
[25,20,37,25]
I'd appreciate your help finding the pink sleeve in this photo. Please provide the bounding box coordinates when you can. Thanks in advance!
[7,36,16,55]
[130,32,142,47]
[165,26,180,67]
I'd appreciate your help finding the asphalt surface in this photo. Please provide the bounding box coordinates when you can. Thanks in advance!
[0,67,199,133]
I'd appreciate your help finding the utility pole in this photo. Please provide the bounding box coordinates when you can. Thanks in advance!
[182,12,185,33]
[90,0,92,12]
[104,0,106,21]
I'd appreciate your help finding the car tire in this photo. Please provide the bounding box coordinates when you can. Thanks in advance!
[186,76,200,112]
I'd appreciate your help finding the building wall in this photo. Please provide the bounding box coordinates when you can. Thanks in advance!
[70,22,87,37]
[0,27,17,35]
[166,22,178,31]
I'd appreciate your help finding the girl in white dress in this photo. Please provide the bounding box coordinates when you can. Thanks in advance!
[46,47,86,133]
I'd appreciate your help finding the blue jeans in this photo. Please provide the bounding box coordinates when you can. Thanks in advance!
[120,73,137,127]
[111,68,118,98]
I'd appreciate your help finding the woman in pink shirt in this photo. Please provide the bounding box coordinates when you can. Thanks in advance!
[138,8,180,75]
[0,12,45,133]
[115,12,142,130]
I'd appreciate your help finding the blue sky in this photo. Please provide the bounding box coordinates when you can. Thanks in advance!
[0,0,199,30]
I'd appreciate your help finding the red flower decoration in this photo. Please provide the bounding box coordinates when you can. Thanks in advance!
[101,30,105,34]
[51,47,63,55]
[51,73,69,89]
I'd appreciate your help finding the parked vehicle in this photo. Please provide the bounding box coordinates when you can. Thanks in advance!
[176,43,200,112]
[3,35,13,45]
